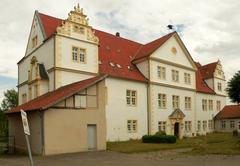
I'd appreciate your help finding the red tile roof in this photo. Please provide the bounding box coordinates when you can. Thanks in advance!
[94,29,146,81]
[38,12,62,39]
[38,12,146,82]
[214,105,240,120]
[133,32,176,62]
[7,75,107,113]
[195,62,215,94]
[199,62,218,79]
[22,11,219,97]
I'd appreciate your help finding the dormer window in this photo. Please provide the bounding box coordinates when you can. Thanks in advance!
[32,35,38,48]
[217,82,222,91]
[79,49,86,63]
[72,46,86,63]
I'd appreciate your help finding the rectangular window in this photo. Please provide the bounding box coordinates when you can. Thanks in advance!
[197,121,201,131]
[127,120,137,133]
[172,95,180,109]
[217,101,221,111]
[203,120,207,131]
[230,121,235,129]
[208,100,213,111]
[72,47,78,62]
[208,120,212,130]
[79,49,86,63]
[202,99,207,111]
[217,82,222,91]
[185,121,192,132]
[157,66,166,79]
[221,121,226,129]
[126,90,137,106]
[22,93,27,104]
[185,97,191,110]
[172,70,179,82]
[32,36,38,48]
[184,73,191,84]
[158,121,166,132]
[158,93,166,108]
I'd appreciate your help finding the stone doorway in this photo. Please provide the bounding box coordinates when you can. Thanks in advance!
[174,122,180,137]
[169,109,185,139]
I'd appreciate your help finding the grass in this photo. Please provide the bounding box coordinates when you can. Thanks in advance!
[107,132,240,155]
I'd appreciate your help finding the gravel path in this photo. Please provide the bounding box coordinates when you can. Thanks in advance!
[0,150,240,166]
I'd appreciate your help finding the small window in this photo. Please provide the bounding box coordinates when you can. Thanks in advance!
[185,97,191,110]
[127,120,137,133]
[157,66,166,79]
[208,120,213,130]
[217,100,221,111]
[197,121,201,131]
[126,90,137,106]
[158,93,166,108]
[202,99,207,111]
[184,73,191,84]
[79,49,86,63]
[172,95,180,109]
[221,121,226,129]
[203,121,207,131]
[217,83,222,91]
[158,121,166,132]
[172,70,179,82]
[230,121,235,129]
[185,121,192,132]
[72,47,78,62]
[32,36,38,48]
[22,93,27,104]
[208,100,213,111]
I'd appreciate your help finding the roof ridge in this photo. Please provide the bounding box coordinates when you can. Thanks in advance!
[38,11,63,21]
[94,28,143,45]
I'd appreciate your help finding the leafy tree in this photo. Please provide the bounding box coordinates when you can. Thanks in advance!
[227,71,240,105]
[0,89,18,111]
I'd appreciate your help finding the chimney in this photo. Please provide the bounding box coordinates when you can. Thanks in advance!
[116,32,120,37]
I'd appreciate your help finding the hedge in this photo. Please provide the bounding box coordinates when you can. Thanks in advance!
[142,135,176,143]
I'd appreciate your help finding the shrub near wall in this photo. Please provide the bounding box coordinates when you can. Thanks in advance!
[142,135,177,143]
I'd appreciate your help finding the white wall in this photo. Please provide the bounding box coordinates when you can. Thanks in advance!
[105,77,148,141]
[25,13,45,56]
[136,61,149,79]
[55,35,98,74]
[150,60,196,90]
[150,84,196,135]
[151,36,195,69]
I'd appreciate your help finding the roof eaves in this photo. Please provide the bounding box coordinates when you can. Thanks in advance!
[42,74,108,110]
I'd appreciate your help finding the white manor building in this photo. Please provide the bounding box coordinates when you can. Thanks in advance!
[7,5,226,155]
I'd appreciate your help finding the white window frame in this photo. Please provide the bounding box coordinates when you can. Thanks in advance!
[158,121,166,132]
[172,70,179,82]
[172,95,180,109]
[127,120,137,133]
[184,73,191,84]
[126,90,137,106]
[185,97,191,110]
[157,66,166,80]
[158,93,166,108]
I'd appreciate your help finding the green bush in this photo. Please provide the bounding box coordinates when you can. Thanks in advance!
[142,135,176,143]
[155,130,166,136]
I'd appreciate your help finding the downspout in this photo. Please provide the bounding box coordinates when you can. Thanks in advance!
[40,110,45,155]
[147,58,152,135]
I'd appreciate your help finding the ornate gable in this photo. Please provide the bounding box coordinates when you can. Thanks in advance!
[56,4,98,44]
[214,60,225,80]
[169,108,185,119]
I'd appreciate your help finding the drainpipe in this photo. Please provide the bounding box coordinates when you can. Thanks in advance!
[40,110,45,155]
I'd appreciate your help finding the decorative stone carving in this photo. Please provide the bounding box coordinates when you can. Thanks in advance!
[56,3,99,44]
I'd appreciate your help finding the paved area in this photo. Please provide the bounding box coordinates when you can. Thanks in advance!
[0,150,240,166]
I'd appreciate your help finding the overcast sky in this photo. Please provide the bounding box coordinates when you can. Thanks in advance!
[0,0,239,103]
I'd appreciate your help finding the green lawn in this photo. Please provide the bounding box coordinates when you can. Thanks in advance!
[107,132,240,155]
